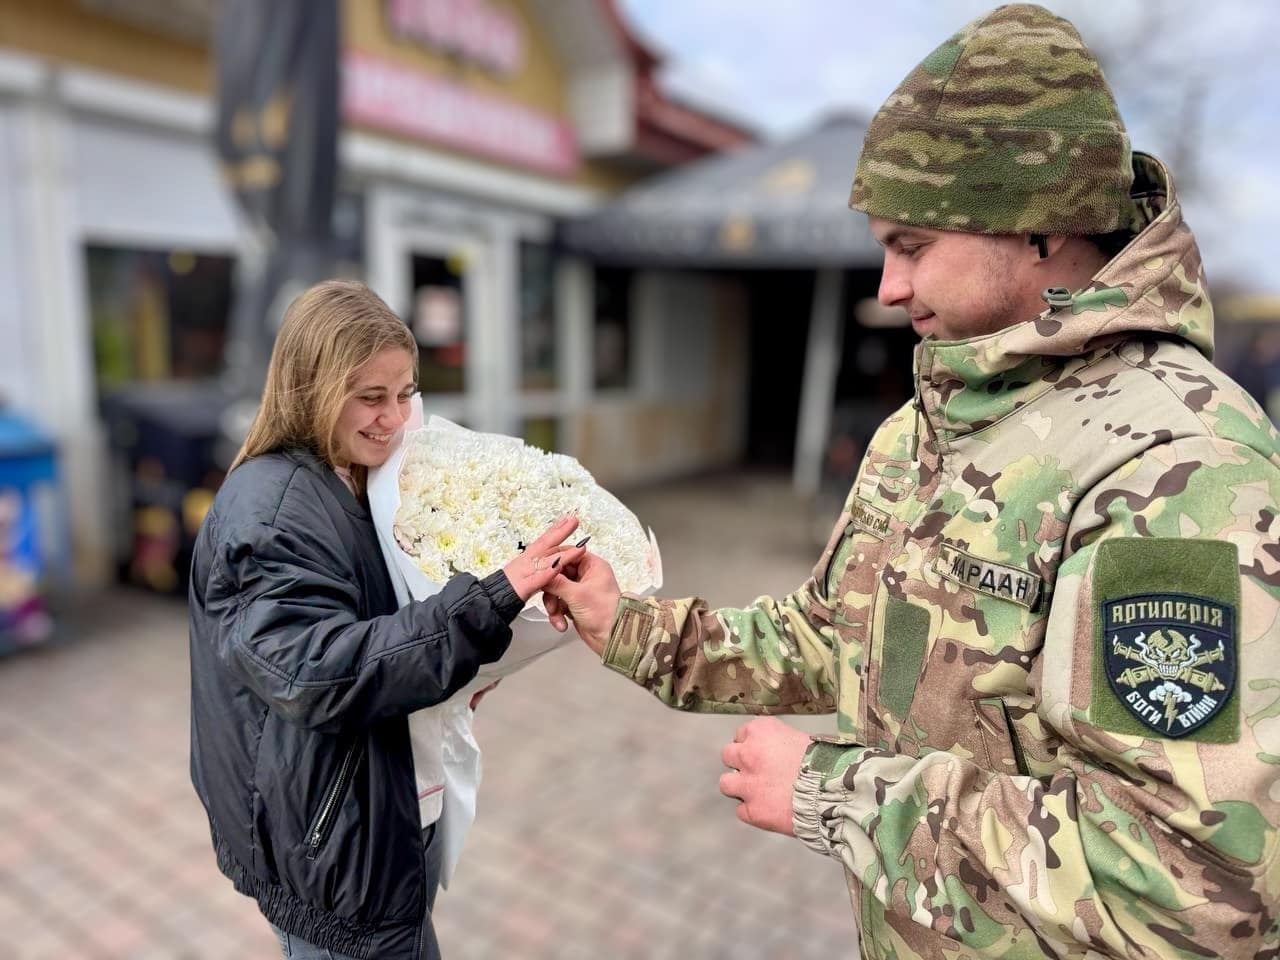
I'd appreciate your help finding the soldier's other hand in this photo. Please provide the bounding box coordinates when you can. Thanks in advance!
[545,551,622,655]
[719,717,809,836]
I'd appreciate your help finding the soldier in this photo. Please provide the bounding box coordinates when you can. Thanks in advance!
[546,4,1280,958]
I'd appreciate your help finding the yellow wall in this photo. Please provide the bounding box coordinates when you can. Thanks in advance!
[0,0,211,93]
[345,0,565,117]
[0,0,642,192]
[344,0,639,192]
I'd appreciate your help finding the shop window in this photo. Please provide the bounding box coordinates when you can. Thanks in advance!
[86,245,233,389]
[593,266,632,390]
[521,416,559,453]
[519,240,557,391]
[410,252,468,394]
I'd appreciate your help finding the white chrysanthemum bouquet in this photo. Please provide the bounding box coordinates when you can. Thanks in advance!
[370,403,662,686]
[367,397,661,887]
[392,416,658,597]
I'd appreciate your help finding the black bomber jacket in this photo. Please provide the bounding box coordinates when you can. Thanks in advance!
[188,448,521,959]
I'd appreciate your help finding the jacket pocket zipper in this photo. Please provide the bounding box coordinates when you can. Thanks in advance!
[306,740,361,861]
[1001,702,1030,778]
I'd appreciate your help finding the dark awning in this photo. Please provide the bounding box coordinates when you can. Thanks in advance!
[561,113,881,268]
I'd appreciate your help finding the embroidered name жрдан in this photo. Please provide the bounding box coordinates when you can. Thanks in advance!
[935,543,1042,610]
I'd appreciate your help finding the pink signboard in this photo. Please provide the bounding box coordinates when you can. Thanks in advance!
[343,51,579,176]
[386,0,523,76]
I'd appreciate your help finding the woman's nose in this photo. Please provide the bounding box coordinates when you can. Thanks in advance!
[379,400,407,427]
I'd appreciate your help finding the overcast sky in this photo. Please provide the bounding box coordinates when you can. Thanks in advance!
[617,0,1280,294]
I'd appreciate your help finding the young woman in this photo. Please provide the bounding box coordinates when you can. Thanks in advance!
[189,280,581,960]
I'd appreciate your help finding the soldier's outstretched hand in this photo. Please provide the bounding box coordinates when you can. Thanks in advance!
[544,551,622,655]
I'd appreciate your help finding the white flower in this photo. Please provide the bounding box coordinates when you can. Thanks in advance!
[393,418,656,593]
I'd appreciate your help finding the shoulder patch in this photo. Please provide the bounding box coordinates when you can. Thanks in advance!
[1102,594,1235,738]
[1090,538,1240,743]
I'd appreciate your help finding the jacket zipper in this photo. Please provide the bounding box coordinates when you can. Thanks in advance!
[910,392,923,464]
[306,740,361,861]
[1002,703,1031,778]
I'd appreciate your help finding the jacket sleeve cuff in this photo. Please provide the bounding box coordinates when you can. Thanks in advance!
[601,595,656,678]
[793,736,870,858]
[479,570,525,623]
[793,758,835,856]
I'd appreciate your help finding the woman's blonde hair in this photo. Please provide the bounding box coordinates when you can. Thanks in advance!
[231,280,417,481]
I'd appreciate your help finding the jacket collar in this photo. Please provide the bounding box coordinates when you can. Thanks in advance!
[914,153,1213,445]
[285,447,370,520]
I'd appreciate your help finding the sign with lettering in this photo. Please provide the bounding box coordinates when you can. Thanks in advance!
[343,52,579,175]
[387,0,523,75]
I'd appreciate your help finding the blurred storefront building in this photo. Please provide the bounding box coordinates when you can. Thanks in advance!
[0,0,754,588]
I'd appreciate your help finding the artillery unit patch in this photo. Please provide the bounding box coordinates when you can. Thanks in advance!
[1102,593,1235,738]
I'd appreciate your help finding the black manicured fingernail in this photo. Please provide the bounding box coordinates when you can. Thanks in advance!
[551,556,561,568]
[575,536,591,548]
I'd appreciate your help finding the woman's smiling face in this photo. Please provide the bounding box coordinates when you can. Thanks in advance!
[333,347,416,468]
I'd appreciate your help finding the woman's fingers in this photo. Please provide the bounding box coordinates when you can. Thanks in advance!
[507,545,586,601]
[526,513,579,553]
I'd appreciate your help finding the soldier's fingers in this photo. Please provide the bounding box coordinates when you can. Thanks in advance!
[721,742,743,770]
[546,572,580,599]
[543,592,568,632]
[734,802,752,826]
[719,771,743,800]
[733,721,752,744]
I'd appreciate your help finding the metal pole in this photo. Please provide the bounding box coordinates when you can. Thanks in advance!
[792,268,844,497]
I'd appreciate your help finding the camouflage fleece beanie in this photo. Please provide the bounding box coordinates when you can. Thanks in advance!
[849,4,1133,236]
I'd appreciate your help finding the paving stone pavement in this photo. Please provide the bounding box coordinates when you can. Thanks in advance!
[0,473,860,959]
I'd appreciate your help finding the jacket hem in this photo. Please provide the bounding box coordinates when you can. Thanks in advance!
[214,833,389,960]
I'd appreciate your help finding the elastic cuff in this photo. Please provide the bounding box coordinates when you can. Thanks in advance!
[479,570,524,623]
[792,765,834,857]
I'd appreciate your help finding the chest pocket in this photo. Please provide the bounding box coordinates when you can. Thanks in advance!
[901,539,1048,771]
[814,495,899,610]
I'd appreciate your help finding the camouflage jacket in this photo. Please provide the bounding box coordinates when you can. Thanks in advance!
[601,155,1280,959]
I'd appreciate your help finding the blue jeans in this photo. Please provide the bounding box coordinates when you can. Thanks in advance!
[271,823,443,960]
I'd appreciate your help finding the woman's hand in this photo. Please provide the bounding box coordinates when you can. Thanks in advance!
[502,513,587,602]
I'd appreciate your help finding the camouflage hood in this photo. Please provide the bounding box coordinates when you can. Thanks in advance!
[916,152,1214,441]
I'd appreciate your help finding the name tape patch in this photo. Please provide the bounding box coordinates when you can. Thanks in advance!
[935,543,1042,610]
[848,498,891,539]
